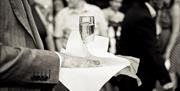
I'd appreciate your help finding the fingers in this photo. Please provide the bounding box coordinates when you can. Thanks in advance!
[61,54,101,68]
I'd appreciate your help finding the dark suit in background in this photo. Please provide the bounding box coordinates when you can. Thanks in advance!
[0,0,60,90]
[116,2,171,91]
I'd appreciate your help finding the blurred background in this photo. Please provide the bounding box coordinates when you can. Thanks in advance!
[30,0,180,91]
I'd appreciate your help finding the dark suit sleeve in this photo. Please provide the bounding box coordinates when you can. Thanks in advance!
[136,17,171,85]
[0,44,60,84]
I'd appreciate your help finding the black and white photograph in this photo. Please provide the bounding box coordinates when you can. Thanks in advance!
[0,0,180,91]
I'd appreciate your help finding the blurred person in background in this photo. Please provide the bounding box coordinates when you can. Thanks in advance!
[103,0,125,54]
[52,0,66,51]
[115,0,173,91]
[53,0,66,17]
[54,0,108,51]
[157,0,180,64]
[155,0,180,90]
[168,0,180,91]
[86,0,109,9]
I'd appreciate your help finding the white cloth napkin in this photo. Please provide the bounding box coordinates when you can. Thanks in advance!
[59,31,138,91]
[60,59,130,91]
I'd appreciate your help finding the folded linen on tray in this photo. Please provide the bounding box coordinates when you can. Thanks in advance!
[59,31,140,91]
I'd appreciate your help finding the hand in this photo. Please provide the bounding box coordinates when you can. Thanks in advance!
[109,46,116,54]
[109,38,116,54]
[165,59,171,70]
[163,82,174,91]
[60,53,101,68]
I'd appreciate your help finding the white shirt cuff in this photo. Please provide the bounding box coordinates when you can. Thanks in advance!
[55,52,63,68]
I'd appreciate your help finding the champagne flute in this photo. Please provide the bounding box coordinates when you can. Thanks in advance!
[79,16,101,66]
[79,16,95,44]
